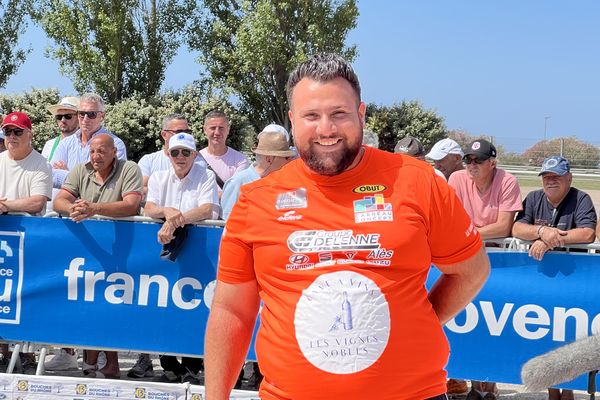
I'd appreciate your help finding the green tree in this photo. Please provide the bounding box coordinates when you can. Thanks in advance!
[33,0,194,103]
[0,0,31,88]
[365,101,447,152]
[188,0,358,131]
[523,137,600,168]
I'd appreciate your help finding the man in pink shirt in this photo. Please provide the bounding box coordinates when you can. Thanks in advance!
[199,110,249,188]
[448,139,522,400]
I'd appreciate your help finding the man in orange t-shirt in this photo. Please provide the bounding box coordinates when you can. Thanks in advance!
[205,53,491,400]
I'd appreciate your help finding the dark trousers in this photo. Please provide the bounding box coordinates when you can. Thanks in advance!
[159,355,203,376]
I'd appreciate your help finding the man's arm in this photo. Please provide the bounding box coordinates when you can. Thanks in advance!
[205,279,260,400]
[0,195,48,215]
[85,194,141,218]
[53,190,77,215]
[477,210,516,240]
[428,246,490,325]
[512,220,542,241]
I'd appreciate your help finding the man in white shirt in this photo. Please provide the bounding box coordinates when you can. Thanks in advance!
[199,110,249,188]
[0,111,52,374]
[51,92,127,188]
[144,132,219,384]
[42,96,80,162]
[138,114,207,194]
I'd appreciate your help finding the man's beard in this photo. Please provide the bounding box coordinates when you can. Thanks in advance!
[299,139,361,176]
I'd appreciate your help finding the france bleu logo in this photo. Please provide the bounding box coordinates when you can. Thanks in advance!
[0,231,23,324]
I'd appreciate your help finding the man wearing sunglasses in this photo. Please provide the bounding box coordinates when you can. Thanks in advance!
[0,111,52,374]
[43,96,80,162]
[143,132,219,385]
[137,114,207,196]
[448,139,522,400]
[51,93,127,189]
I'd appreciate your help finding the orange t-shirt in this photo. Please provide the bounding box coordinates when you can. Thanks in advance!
[218,146,482,400]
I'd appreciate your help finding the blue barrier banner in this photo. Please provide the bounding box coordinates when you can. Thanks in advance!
[428,250,600,390]
[1,214,598,389]
[0,215,225,357]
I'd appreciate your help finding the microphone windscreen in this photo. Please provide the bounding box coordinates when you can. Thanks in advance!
[521,334,600,391]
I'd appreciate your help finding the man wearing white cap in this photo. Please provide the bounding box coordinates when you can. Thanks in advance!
[426,138,464,180]
[144,132,219,384]
[221,124,295,220]
[43,96,80,162]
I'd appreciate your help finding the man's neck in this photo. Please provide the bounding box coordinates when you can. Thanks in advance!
[207,144,227,156]
[61,129,78,139]
[81,127,102,145]
[9,147,33,161]
[546,190,570,209]
[95,160,115,183]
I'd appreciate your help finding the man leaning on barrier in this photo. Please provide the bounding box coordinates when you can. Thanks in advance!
[53,133,143,379]
[0,111,52,375]
[205,53,490,400]
[143,132,219,384]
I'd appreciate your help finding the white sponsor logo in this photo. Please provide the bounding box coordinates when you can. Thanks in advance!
[287,230,381,253]
[277,210,303,222]
[295,271,390,374]
[276,188,307,210]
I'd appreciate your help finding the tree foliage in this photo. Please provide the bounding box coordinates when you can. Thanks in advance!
[523,137,600,168]
[0,0,31,88]
[33,0,194,103]
[188,0,358,131]
[365,101,447,152]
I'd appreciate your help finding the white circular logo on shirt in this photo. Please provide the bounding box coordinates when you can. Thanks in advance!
[294,270,390,374]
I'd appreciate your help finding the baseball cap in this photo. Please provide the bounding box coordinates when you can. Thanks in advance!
[464,139,496,160]
[259,123,290,141]
[2,112,32,130]
[169,132,196,151]
[539,156,570,176]
[426,138,464,160]
[253,131,296,157]
[47,96,80,115]
[394,136,425,156]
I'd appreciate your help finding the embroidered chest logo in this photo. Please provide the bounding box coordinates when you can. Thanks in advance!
[276,188,307,210]
[353,194,393,223]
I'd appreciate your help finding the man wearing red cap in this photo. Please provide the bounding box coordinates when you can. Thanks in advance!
[0,111,52,374]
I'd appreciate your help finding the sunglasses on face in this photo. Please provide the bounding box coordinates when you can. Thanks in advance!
[77,111,101,119]
[463,156,488,165]
[3,128,25,137]
[170,149,192,158]
[164,129,193,134]
[55,113,75,121]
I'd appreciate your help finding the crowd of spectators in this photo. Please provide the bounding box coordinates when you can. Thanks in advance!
[0,96,598,399]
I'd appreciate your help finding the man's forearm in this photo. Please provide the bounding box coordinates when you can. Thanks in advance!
[93,198,140,218]
[3,196,47,214]
[563,227,595,245]
[428,247,490,325]
[183,204,214,224]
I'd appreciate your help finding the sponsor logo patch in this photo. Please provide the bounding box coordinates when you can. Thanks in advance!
[352,184,386,194]
[277,210,303,221]
[353,194,393,223]
[288,230,381,253]
[276,188,307,210]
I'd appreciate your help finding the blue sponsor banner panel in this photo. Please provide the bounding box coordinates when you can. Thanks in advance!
[0,215,231,358]
[427,250,600,390]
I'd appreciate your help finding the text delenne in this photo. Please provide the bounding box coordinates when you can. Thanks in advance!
[64,257,204,310]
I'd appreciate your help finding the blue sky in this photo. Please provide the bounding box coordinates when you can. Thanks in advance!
[5,1,600,153]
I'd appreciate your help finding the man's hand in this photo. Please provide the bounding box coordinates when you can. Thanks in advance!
[69,200,96,222]
[53,160,68,170]
[0,198,7,213]
[162,207,185,228]
[540,226,568,248]
[529,239,550,261]
[157,221,176,244]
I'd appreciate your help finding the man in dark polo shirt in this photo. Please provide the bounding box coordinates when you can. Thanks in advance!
[53,133,143,379]
[512,155,596,400]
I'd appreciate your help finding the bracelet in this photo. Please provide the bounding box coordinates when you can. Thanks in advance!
[537,225,545,238]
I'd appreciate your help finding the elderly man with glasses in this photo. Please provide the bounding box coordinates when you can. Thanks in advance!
[51,92,127,189]
[448,138,522,400]
[143,132,219,385]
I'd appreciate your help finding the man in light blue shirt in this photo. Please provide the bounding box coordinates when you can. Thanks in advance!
[51,93,127,188]
[221,124,295,220]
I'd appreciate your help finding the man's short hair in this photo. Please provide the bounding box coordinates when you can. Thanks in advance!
[162,113,187,130]
[79,93,105,112]
[204,110,229,125]
[286,53,361,106]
